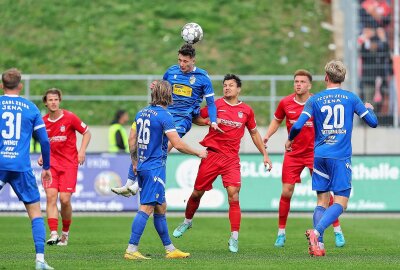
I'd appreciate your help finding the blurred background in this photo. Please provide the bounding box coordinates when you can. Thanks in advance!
[0,0,399,212]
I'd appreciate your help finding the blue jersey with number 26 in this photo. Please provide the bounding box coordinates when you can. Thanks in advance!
[301,88,374,159]
[0,95,46,171]
[135,105,176,171]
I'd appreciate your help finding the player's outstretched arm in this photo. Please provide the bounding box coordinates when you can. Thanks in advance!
[361,103,378,128]
[166,131,207,158]
[249,128,272,171]
[78,130,91,165]
[263,118,283,145]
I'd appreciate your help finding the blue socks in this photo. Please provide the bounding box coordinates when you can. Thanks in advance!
[315,203,344,236]
[129,211,149,245]
[31,217,45,254]
[154,214,172,246]
[313,206,326,242]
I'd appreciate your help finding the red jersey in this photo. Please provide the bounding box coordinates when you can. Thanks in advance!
[200,98,257,158]
[275,93,314,156]
[43,110,89,168]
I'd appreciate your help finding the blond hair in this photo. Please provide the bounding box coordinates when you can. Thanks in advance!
[151,80,173,106]
[2,68,21,90]
[325,60,346,83]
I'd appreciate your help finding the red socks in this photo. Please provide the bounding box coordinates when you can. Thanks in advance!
[329,194,340,227]
[185,195,201,219]
[47,218,58,232]
[229,201,241,232]
[278,196,291,228]
[62,219,72,233]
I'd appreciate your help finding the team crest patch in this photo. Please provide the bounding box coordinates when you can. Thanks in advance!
[60,125,66,132]
[189,75,196,84]
[174,75,177,79]
[238,111,243,118]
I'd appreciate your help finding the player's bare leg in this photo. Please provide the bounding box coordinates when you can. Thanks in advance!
[26,202,54,270]
[57,192,72,246]
[329,193,345,247]
[275,183,295,247]
[227,186,241,253]
[45,188,60,245]
[173,189,205,238]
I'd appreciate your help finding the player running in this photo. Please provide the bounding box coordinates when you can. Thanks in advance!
[263,69,345,248]
[124,80,207,260]
[286,60,378,256]
[112,43,220,197]
[39,88,91,246]
[0,68,54,270]
[172,74,272,253]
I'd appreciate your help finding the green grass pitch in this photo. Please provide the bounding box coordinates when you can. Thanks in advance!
[1,215,399,269]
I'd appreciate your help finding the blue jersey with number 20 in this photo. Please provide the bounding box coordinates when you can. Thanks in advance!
[295,88,378,159]
[135,105,176,171]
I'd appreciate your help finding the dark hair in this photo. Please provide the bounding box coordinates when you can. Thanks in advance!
[178,43,196,58]
[294,69,312,82]
[2,68,21,90]
[223,74,242,87]
[42,88,62,103]
[112,110,127,124]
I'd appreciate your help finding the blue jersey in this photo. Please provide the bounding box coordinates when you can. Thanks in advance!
[135,105,176,171]
[0,95,47,171]
[290,87,378,159]
[163,65,216,123]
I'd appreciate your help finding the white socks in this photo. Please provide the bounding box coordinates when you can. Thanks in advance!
[184,218,192,224]
[278,228,286,235]
[36,253,44,262]
[127,244,138,253]
[164,244,175,252]
[333,225,342,233]
[125,179,135,187]
[231,231,239,240]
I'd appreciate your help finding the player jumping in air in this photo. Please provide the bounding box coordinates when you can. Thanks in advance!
[112,43,220,197]
[286,60,378,256]
[172,74,272,253]
[264,69,345,248]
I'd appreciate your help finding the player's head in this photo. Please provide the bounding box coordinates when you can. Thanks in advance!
[150,80,173,107]
[293,69,312,95]
[178,44,196,73]
[1,68,23,92]
[325,60,346,84]
[42,88,62,112]
[223,73,241,99]
[112,109,129,124]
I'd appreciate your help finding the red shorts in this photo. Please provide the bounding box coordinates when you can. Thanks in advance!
[282,153,313,184]
[194,151,241,191]
[47,166,78,193]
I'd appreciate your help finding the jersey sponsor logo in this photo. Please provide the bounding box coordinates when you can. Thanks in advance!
[173,84,193,97]
[60,125,66,132]
[218,109,226,112]
[189,75,196,85]
[220,118,242,128]
[49,136,67,142]
[238,111,243,118]
[288,111,297,114]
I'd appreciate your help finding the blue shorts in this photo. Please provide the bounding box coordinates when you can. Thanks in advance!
[137,166,166,205]
[312,157,352,195]
[172,115,192,136]
[0,170,40,204]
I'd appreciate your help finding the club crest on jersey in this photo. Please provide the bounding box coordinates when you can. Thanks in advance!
[238,111,243,118]
[174,75,177,79]
[189,75,196,85]
[60,125,66,132]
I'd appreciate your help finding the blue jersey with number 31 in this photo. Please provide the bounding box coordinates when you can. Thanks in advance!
[135,105,176,171]
[302,88,371,159]
[0,95,46,171]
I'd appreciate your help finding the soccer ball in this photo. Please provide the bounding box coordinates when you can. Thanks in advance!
[181,22,203,44]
